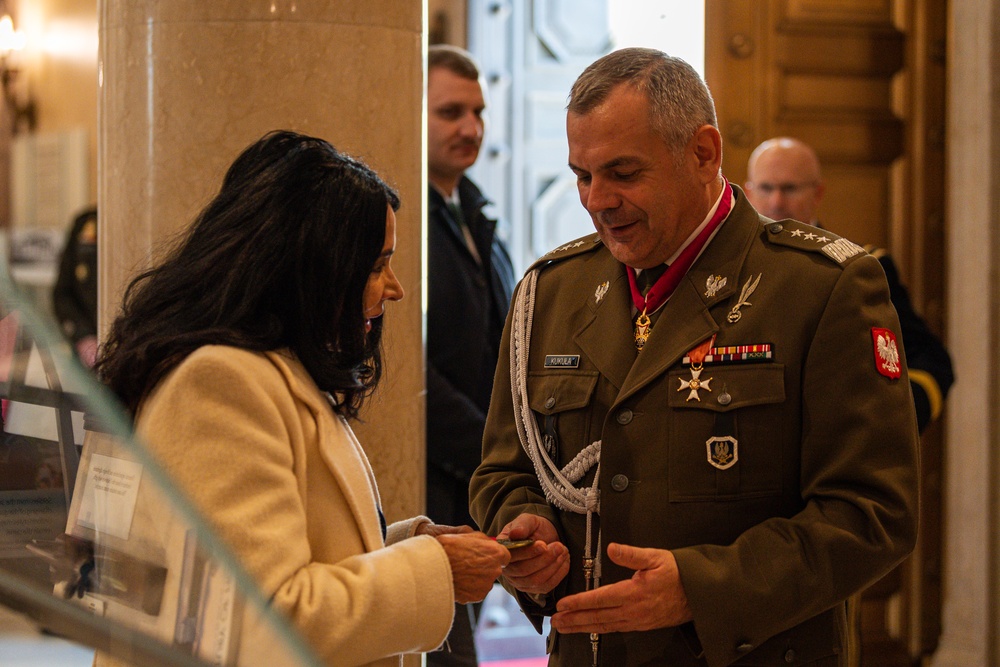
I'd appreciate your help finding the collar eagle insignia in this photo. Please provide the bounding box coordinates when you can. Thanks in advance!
[705,275,727,298]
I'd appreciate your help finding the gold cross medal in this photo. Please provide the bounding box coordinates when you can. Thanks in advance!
[634,310,651,350]
[678,334,716,402]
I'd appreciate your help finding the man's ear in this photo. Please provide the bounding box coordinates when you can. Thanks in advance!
[692,125,723,184]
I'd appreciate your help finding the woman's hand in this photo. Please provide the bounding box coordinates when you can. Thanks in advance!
[434,532,511,603]
[416,522,474,538]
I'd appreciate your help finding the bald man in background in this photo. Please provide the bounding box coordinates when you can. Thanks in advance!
[746,137,954,431]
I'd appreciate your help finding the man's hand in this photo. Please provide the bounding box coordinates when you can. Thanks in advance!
[550,543,692,633]
[496,514,569,596]
[435,532,511,603]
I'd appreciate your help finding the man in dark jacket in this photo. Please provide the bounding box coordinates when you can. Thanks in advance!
[425,44,515,667]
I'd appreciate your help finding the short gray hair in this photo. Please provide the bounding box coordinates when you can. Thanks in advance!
[568,48,717,152]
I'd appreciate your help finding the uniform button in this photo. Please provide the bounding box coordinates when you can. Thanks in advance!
[736,642,753,653]
[611,474,629,492]
[767,222,783,234]
[717,391,731,406]
[544,397,556,409]
[784,649,796,663]
[616,409,633,425]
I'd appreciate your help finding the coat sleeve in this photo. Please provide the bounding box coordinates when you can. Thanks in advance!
[673,255,920,667]
[138,348,454,666]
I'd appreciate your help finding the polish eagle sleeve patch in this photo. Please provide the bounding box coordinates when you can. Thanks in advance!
[872,327,902,379]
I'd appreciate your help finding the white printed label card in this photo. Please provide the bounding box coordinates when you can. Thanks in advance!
[76,454,143,540]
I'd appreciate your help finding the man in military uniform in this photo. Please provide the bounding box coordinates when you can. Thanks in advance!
[745,136,953,432]
[470,49,919,666]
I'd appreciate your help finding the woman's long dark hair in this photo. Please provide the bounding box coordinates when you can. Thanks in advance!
[96,130,400,420]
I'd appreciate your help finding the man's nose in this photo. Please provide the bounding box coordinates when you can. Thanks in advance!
[584,177,619,213]
[458,112,482,137]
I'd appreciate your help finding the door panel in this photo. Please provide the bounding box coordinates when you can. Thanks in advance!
[468,0,611,275]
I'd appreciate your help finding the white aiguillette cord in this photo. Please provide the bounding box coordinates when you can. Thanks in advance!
[510,268,603,665]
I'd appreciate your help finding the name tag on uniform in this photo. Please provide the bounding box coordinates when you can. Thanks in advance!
[544,355,580,368]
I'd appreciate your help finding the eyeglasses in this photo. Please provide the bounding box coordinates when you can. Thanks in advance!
[749,181,818,197]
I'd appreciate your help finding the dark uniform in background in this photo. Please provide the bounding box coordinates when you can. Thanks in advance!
[471,189,920,666]
[744,136,953,433]
[52,207,98,362]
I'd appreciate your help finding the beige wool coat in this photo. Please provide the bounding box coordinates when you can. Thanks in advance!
[110,345,454,666]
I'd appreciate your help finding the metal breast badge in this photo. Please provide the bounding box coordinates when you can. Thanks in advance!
[727,273,761,323]
[707,436,738,470]
[594,280,609,304]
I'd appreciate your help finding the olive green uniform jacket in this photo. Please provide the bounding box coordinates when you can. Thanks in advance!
[470,187,919,666]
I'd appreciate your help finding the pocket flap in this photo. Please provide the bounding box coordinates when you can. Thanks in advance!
[668,363,785,411]
[527,371,599,414]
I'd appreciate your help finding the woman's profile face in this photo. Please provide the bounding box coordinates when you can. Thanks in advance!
[362,205,404,333]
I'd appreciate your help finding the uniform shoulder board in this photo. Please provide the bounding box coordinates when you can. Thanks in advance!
[763,219,868,266]
[526,232,603,272]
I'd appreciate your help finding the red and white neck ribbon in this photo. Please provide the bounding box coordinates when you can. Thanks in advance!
[627,179,734,316]
[628,180,733,350]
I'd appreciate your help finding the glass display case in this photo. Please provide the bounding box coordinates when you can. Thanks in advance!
[0,257,321,666]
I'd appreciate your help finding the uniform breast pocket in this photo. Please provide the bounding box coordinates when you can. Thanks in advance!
[527,371,600,465]
[666,364,786,501]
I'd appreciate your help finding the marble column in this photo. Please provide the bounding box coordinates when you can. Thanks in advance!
[932,0,1000,665]
[98,2,426,526]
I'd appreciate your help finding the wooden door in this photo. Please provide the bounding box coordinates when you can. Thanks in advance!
[706,1,948,664]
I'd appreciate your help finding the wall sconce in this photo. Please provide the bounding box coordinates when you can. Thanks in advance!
[0,13,36,134]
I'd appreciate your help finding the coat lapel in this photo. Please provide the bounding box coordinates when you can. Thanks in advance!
[573,256,636,391]
[317,416,385,552]
[617,278,718,406]
[269,352,385,553]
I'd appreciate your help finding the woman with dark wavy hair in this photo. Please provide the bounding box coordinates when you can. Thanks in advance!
[95,130,509,666]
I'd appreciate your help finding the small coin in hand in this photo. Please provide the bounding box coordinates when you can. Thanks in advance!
[496,538,534,550]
